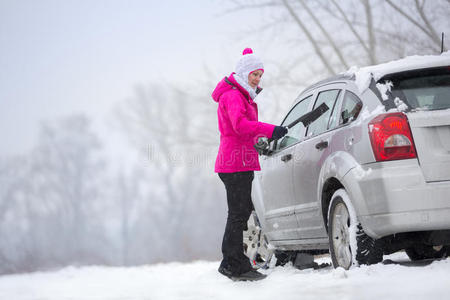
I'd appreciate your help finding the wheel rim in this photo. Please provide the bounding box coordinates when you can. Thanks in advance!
[243,213,273,268]
[332,202,352,269]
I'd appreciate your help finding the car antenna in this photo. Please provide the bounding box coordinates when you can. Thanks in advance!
[441,32,445,54]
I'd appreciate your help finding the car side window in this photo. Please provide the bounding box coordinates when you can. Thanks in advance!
[307,89,341,137]
[340,91,363,125]
[276,95,313,151]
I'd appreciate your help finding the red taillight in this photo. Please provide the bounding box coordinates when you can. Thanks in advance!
[368,113,417,161]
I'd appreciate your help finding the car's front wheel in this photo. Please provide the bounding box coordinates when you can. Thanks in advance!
[243,211,274,269]
[328,189,383,269]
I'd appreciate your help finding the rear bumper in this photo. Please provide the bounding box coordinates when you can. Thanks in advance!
[343,159,450,239]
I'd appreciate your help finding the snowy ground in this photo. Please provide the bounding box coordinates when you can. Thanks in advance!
[1,252,450,300]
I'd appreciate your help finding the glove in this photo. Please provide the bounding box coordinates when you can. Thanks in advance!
[272,126,288,139]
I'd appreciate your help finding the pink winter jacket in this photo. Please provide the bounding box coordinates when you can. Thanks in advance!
[212,73,276,173]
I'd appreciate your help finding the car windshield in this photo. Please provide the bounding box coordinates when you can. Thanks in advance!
[390,72,450,111]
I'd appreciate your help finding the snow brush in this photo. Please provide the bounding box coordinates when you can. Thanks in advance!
[254,102,329,155]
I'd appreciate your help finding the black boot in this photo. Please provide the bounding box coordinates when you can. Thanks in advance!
[218,265,234,279]
[232,269,267,281]
[219,266,267,281]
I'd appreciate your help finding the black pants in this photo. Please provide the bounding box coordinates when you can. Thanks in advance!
[218,171,254,275]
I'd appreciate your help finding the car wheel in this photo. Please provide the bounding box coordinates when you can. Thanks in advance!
[405,244,449,261]
[243,211,274,269]
[328,189,383,269]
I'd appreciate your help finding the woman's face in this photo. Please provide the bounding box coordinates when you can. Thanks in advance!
[248,70,263,88]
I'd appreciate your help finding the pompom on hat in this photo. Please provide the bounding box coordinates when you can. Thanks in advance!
[235,48,264,80]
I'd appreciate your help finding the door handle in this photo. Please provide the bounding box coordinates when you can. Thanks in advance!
[281,154,292,162]
[315,140,329,150]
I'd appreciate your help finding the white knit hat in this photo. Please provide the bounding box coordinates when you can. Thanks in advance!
[235,48,264,79]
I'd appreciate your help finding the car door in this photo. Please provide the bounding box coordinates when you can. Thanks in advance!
[293,85,344,239]
[257,94,314,241]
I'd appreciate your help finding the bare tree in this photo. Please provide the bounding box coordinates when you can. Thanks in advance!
[385,0,442,49]
[224,0,449,85]
[0,115,112,274]
[329,0,377,64]
[116,81,226,262]
[281,0,336,75]
[0,157,32,273]
[299,0,350,69]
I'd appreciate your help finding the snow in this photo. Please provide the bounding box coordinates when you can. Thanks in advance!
[375,81,393,101]
[1,253,450,300]
[345,51,450,94]
[393,97,409,112]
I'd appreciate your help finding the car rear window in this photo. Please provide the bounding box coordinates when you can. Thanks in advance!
[387,68,450,111]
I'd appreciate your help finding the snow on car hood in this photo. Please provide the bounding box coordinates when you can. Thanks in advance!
[344,51,450,94]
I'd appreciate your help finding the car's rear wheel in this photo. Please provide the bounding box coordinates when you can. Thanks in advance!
[405,244,449,261]
[328,189,383,269]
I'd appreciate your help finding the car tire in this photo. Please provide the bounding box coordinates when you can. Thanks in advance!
[405,244,449,261]
[328,189,383,269]
[243,211,274,269]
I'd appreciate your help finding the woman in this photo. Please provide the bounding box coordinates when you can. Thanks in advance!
[212,48,287,281]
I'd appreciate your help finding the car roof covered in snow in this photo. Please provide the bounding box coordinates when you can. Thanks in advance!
[347,51,450,93]
[301,51,450,96]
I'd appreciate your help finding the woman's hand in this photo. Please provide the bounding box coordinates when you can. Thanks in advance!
[272,126,288,139]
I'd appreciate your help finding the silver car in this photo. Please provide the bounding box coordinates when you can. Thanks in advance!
[246,54,450,270]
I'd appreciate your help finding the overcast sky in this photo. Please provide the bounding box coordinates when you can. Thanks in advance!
[0,0,262,161]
